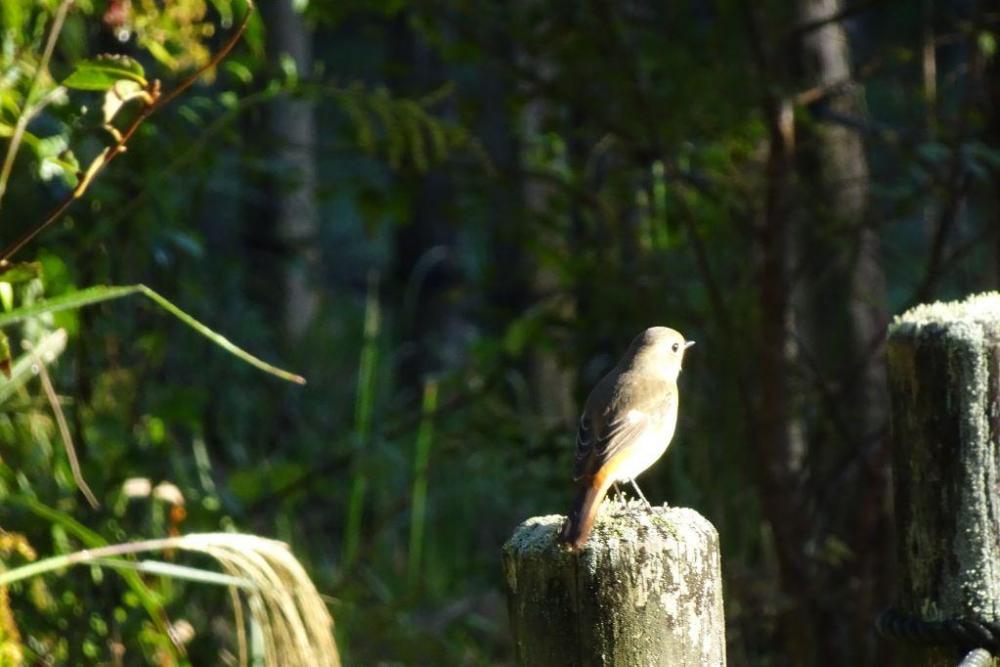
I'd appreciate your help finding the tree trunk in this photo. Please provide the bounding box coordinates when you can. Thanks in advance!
[756,94,815,663]
[265,0,319,341]
[480,30,529,318]
[794,0,890,661]
[519,61,576,427]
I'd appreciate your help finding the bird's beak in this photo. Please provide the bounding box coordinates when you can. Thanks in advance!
[684,340,696,349]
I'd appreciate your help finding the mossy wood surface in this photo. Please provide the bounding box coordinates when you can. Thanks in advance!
[502,504,725,666]
[888,293,1000,666]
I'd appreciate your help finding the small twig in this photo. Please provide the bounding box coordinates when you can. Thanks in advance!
[28,341,99,509]
[0,0,74,211]
[0,0,256,265]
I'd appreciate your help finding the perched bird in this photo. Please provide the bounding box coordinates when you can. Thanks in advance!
[559,327,694,550]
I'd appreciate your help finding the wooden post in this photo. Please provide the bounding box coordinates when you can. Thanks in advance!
[887,293,1000,665]
[502,504,726,666]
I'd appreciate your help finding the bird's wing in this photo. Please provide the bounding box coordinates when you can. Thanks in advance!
[573,388,675,480]
[572,413,599,479]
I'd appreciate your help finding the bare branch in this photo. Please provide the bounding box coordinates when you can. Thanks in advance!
[0,0,256,265]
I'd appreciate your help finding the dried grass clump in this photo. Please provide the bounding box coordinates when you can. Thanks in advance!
[181,533,339,667]
[0,532,339,667]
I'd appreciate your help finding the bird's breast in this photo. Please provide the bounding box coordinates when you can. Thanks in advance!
[609,415,677,483]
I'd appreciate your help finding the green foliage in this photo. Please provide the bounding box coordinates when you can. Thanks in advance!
[328,81,488,173]
[62,55,148,90]
[124,0,230,73]
[0,0,336,663]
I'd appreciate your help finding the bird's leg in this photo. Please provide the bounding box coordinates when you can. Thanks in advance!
[629,478,654,512]
[610,482,626,510]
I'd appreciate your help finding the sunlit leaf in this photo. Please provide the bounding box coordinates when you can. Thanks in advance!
[0,261,43,286]
[102,79,147,123]
[63,54,148,91]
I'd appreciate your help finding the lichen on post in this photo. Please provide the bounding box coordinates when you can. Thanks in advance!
[502,503,726,666]
[887,292,1000,665]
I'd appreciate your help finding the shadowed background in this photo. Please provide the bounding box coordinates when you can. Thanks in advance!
[2,0,1000,664]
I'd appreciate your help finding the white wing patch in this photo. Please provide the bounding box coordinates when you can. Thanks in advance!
[625,409,646,424]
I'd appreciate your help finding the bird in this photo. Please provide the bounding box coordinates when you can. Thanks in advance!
[558,327,694,550]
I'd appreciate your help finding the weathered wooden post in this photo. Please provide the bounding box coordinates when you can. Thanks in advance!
[502,503,726,666]
[884,292,1000,665]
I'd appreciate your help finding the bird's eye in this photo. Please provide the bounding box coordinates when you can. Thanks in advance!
[671,342,680,353]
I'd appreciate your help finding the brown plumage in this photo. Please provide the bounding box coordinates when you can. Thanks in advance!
[559,327,693,549]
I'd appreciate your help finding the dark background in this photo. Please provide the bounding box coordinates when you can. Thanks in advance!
[3,0,1000,664]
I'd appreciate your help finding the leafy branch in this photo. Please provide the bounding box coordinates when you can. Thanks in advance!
[333,81,494,173]
[0,1,303,391]
[0,0,257,265]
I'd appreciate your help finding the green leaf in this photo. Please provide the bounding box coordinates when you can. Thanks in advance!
[0,261,42,285]
[0,284,305,384]
[1,2,26,42]
[63,55,148,91]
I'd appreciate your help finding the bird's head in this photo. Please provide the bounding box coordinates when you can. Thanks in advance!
[627,326,695,381]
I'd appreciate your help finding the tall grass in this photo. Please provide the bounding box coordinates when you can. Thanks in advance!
[407,377,438,590]
[343,272,381,568]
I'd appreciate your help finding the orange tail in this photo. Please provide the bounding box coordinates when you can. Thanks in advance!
[558,475,614,550]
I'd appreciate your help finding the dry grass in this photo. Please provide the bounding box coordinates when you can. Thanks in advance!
[0,532,340,666]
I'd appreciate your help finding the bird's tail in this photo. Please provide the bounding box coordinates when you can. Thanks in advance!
[558,473,614,550]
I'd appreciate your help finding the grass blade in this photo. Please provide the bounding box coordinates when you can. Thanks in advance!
[0,284,305,384]
[343,272,380,568]
[407,378,438,590]
[93,558,254,589]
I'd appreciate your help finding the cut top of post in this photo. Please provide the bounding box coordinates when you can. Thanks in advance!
[890,291,1000,338]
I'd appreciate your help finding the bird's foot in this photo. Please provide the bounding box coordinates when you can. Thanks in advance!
[629,479,654,512]
[609,483,628,512]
